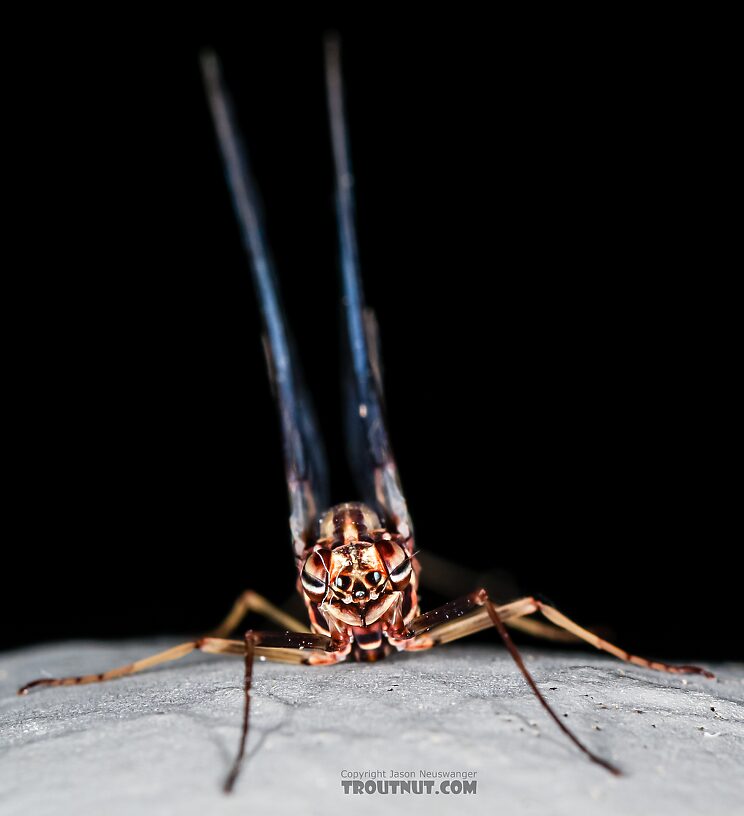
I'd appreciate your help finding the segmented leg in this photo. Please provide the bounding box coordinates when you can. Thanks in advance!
[208,589,310,638]
[407,593,714,678]
[480,593,623,774]
[224,629,347,793]
[18,625,345,794]
[404,594,537,644]
[534,602,714,677]
[16,629,340,696]
[506,616,579,642]
[400,590,714,776]
[17,637,244,694]
[416,551,577,642]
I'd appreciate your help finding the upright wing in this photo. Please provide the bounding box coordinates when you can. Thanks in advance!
[323,35,413,541]
[201,51,329,559]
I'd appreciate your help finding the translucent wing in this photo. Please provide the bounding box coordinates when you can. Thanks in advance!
[201,51,329,559]
[324,35,412,540]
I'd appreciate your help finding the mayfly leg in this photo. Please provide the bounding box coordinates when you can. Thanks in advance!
[480,596,622,776]
[208,589,311,638]
[398,591,714,774]
[222,630,346,794]
[18,638,245,694]
[406,592,715,677]
[17,628,342,796]
[415,550,580,642]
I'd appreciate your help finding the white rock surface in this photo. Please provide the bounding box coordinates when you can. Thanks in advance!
[1,640,742,816]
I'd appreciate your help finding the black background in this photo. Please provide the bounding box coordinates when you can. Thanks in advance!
[3,19,738,662]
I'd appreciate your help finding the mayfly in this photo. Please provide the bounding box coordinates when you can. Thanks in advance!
[18,36,714,792]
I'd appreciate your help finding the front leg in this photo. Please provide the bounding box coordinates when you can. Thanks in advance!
[385,593,435,651]
[224,629,349,793]
[394,590,714,777]
[396,591,621,774]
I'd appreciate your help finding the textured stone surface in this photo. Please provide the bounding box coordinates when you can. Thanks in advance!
[1,640,742,816]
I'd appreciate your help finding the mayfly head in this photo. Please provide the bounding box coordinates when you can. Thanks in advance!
[299,528,412,628]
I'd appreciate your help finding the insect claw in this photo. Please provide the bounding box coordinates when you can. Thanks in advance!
[681,665,716,679]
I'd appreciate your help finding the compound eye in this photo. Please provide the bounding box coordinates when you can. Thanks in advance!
[377,540,412,589]
[334,575,351,591]
[300,552,328,598]
[390,559,411,582]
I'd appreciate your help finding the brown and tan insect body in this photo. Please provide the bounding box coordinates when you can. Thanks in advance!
[299,502,419,660]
